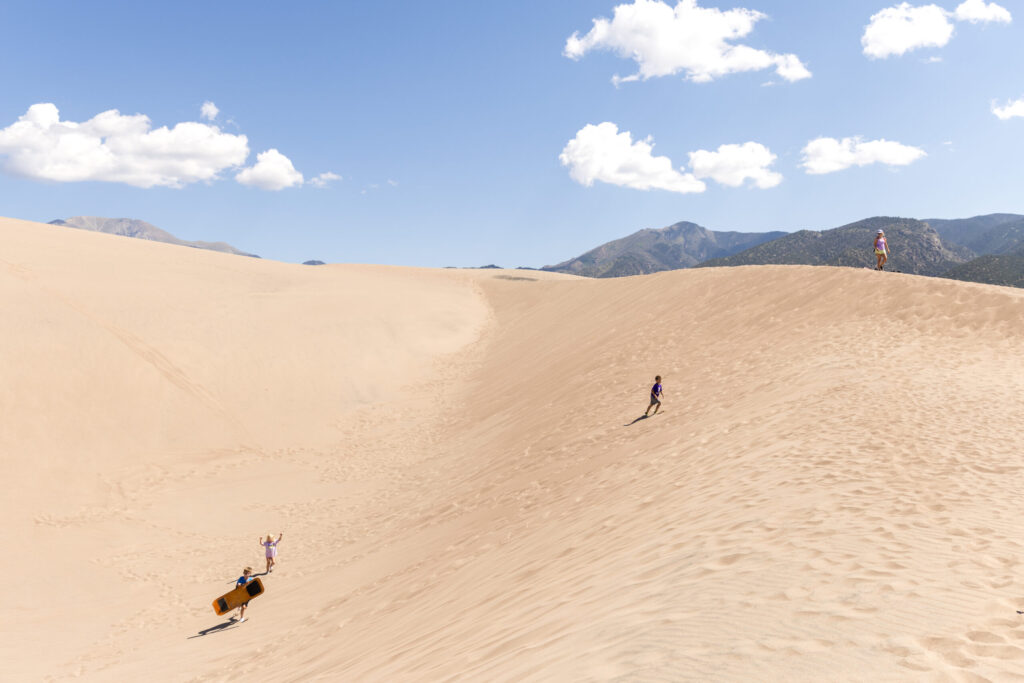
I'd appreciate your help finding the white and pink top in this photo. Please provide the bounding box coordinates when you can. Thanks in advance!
[261,539,280,558]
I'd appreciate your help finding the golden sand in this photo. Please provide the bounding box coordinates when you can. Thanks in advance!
[2,216,1023,680]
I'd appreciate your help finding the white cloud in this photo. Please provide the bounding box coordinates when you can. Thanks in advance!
[235,149,304,190]
[862,4,954,58]
[308,171,342,188]
[862,1,1011,58]
[565,0,811,84]
[992,97,1024,119]
[801,136,926,174]
[954,0,1011,23]
[559,122,705,194]
[200,101,219,121]
[0,103,249,188]
[688,141,782,188]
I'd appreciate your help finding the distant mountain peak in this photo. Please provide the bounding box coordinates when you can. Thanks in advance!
[538,213,1024,288]
[542,220,785,278]
[48,216,259,258]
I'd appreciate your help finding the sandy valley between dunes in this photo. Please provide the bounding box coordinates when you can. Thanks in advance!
[2,215,1024,681]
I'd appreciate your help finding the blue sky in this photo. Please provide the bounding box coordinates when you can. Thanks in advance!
[1,1,1023,266]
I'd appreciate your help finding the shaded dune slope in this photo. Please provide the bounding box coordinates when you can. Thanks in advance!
[3,216,1024,680]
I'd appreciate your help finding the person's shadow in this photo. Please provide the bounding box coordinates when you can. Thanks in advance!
[188,618,241,639]
[625,415,649,426]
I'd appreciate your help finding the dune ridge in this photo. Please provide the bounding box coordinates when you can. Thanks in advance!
[2,216,1023,681]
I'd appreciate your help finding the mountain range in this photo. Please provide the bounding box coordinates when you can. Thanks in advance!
[943,242,1024,288]
[48,216,258,258]
[44,212,1024,288]
[696,217,970,276]
[542,221,785,278]
[543,213,1024,288]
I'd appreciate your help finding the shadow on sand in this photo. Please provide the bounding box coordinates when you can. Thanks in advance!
[625,415,649,427]
[188,618,242,639]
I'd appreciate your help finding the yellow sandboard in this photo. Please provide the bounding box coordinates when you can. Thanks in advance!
[212,578,265,616]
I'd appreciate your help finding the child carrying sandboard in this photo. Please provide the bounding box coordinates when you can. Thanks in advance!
[213,576,265,616]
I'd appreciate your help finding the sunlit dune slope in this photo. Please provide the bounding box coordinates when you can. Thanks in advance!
[0,216,488,671]
[3,215,1024,681]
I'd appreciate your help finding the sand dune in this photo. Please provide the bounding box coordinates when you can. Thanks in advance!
[3,215,1024,681]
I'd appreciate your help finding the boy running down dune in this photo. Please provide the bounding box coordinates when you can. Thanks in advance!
[645,375,663,416]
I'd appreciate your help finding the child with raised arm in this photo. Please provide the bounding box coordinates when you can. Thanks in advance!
[260,532,283,573]
[645,376,663,416]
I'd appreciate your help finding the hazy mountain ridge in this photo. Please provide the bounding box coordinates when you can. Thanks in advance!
[962,219,1024,256]
[541,221,785,277]
[925,214,1024,252]
[49,216,259,258]
[943,241,1024,288]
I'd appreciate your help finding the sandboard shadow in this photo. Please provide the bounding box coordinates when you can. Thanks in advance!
[188,618,241,639]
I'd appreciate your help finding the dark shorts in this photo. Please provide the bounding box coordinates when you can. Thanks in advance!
[649,394,661,405]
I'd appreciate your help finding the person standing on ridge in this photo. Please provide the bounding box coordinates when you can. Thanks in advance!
[645,375,664,416]
[874,229,890,271]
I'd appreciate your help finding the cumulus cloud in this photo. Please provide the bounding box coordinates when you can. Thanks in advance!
[954,0,1011,23]
[862,1,1011,58]
[0,103,249,188]
[862,4,954,58]
[564,0,811,84]
[200,101,219,121]
[559,122,705,194]
[688,142,782,188]
[801,136,926,174]
[235,148,304,190]
[308,171,342,188]
[992,96,1024,119]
